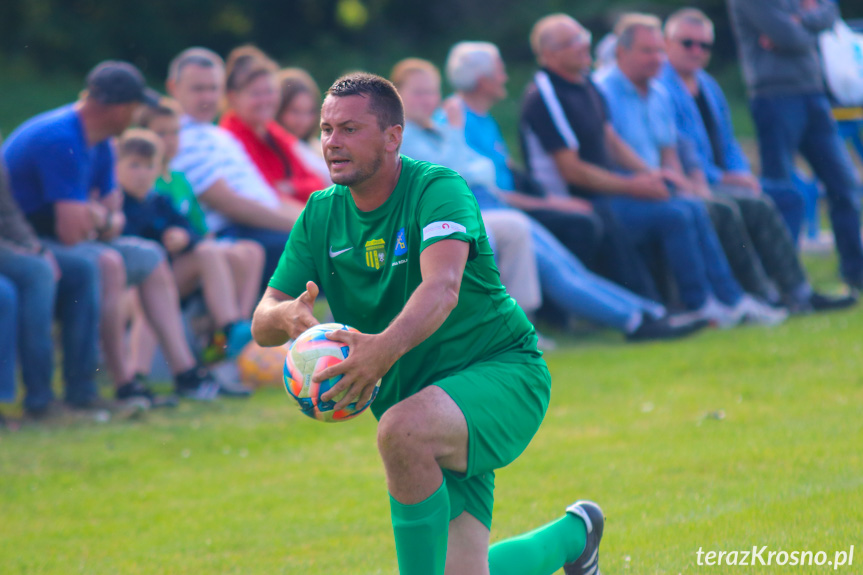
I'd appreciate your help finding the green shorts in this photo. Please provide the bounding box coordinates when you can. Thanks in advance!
[434,353,551,530]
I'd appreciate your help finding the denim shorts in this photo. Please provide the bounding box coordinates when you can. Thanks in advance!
[41,236,165,286]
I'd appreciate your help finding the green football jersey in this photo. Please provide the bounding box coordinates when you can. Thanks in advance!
[155,172,209,236]
[269,156,540,418]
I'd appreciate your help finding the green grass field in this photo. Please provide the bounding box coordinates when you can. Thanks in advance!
[1,253,862,574]
[0,63,859,573]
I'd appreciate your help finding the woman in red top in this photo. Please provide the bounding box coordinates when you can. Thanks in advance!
[220,46,326,204]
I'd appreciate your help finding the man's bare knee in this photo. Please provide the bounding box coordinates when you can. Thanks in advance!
[377,405,432,464]
[377,387,468,472]
[98,249,126,290]
[193,240,220,259]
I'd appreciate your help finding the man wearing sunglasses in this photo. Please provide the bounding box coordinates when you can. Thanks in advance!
[659,7,856,313]
[728,0,863,291]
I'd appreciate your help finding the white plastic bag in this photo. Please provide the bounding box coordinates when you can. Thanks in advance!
[819,19,863,106]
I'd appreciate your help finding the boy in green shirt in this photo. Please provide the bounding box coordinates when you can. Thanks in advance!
[252,72,603,575]
[128,100,265,372]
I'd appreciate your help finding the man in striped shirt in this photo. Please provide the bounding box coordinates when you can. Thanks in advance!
[167,47,300,285]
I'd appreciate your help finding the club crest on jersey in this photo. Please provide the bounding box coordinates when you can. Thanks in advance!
[394,228,407,256]
[365,238,386,270]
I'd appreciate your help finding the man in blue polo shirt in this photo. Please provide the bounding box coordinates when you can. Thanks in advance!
[3,61,223,405]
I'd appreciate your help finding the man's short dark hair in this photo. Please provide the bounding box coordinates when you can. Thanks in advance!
[326,72,404,130]
[168,47,224,84]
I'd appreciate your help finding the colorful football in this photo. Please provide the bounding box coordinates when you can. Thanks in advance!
[283,323,381,422]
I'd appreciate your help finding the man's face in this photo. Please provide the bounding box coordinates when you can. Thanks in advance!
[320,94,399,187]
[666,21,714,76]
[543,21,593,78]
[618,27,666,84]
[478,57,509,103]
[170,64,224,123]
[104,102,141,136]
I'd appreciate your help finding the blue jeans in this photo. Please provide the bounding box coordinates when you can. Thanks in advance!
[606,196,743,309]
[474,186,664,329]
[0,252,56,407]
[524,208,603,267]
[0,275,17,402]
[762,180,806,246]
[751,93,863,282]
[530,219,665,331]
[218,225,290,290]
[31,244,102,407]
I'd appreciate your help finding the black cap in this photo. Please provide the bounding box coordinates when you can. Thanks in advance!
[86,60,160,107]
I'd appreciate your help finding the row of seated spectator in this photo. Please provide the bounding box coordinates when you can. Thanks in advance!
[392,9,857,344]
[0,45,354,424]
[1,3,860,425]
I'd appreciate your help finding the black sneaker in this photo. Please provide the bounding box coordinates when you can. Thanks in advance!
[564,500,604,575]
[116,379,178,409]
[809,291,857,312]
[844,275,863,293]
[174,367,220,401]
[625,315,709,342]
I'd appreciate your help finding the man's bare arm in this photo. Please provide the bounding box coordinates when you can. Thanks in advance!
[251,282,320,346]
[376,239,468,360]
[552,147,669,200]
[54,201,97,245]
[200,178,301,232]
[317,239,470,410]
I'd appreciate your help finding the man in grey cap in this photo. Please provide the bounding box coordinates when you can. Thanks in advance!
[3,60,227,408]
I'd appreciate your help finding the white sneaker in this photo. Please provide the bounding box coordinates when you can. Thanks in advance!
[535,330,557,352]
[691,296,740,329]
[732,295,788,326]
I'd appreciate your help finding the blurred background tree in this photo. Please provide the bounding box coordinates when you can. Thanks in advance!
[1,0,861,146]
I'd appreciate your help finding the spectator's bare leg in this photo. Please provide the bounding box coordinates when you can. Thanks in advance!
[137,261,197,374]
[98,249,135,387]
[173,241,241,328]
[226,240,266,317]
[128,292,158,376]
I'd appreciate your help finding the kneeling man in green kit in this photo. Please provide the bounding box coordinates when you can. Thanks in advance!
[252,71,604,575]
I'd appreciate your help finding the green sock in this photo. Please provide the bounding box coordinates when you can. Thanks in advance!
[389,479,450,575]
[488,513,587,575]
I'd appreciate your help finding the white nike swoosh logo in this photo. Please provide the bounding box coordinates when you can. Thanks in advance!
[329,246,354,257]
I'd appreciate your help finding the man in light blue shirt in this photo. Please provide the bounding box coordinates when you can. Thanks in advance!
[595,64,676,170]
